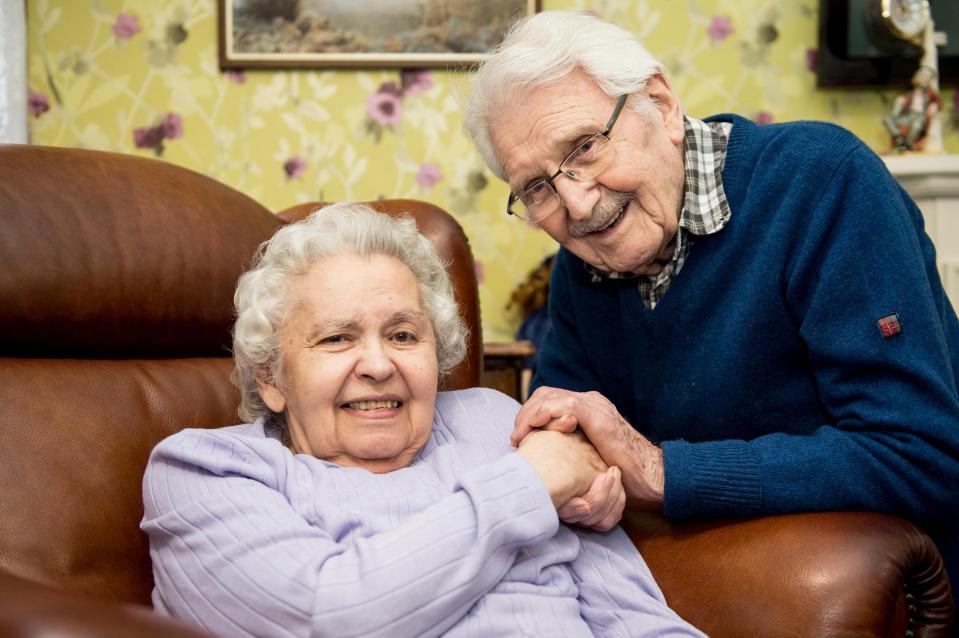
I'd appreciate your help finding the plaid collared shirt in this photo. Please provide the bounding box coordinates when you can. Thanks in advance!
[587,116,732,309]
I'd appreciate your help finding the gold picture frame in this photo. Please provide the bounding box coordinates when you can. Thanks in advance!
[219,0,540,69]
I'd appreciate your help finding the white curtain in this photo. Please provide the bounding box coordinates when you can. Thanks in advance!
[0,0,28,143]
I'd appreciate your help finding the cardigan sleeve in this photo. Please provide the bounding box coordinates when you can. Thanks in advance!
[141,431,558,638]
[663,140,959,524]
[569,528,706,637]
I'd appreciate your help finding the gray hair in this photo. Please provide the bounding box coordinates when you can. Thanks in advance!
[232,203,468,423]
[464,10,666,180]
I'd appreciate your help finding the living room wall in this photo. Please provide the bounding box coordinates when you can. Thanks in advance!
[26,0,959,342]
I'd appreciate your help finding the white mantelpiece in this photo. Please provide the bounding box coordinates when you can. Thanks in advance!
[883,154,959,313]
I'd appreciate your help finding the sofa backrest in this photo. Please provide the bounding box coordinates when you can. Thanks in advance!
[0,144,281,604]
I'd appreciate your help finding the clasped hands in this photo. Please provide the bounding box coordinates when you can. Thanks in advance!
[514,387,665,532]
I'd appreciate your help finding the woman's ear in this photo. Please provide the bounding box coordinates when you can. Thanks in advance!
[257,378,286,413]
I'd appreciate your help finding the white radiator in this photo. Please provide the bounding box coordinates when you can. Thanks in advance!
[938,259,959,314]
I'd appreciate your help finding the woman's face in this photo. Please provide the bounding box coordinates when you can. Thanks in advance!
[258,252,439,473]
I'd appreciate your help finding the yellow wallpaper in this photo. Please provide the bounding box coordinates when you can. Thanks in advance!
[26,0,959,342]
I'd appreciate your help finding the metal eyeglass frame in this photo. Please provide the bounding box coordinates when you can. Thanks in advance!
[506,93,629,221]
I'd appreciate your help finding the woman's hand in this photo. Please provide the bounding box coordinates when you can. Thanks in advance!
[556,466,626,532]
[517,429,607,508]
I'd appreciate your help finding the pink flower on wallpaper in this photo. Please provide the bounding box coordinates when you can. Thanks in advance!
[754,111,775,125]
[806,48,817,73]
[112,13,141,39]
[366,91,402,126]
[28,90,50,118]
[474,260,484,285]
[226,70,247,84]
[377,80,402,97]
[707,16,733,41]
[415,163,443,188]
[284,156,307,179]
[162,113,183,139]
[400,70,433,96]
[133,112,183,154]
[133,125,164,149]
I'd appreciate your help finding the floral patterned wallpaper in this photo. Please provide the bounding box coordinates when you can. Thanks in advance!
[26,0,959,342]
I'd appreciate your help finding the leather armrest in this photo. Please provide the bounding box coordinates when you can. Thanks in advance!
[0,570,211,638]
[622,510,954,637]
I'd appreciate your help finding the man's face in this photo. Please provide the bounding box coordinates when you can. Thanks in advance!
[491,70,687,275]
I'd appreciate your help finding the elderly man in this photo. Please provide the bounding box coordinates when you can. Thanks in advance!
[465,10,959,601]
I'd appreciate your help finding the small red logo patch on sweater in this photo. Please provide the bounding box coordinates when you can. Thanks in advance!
[877,313,902,338]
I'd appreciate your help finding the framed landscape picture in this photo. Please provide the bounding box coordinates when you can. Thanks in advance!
[219,0,540,69]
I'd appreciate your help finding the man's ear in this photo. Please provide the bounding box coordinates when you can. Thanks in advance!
[257,377,286,413]
[645,73,685,145]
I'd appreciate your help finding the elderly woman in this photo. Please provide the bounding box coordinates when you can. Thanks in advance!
[141,203,703,637]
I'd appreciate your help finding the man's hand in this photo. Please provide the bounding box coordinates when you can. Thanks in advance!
[514,387,665,505]
[556,466,625,532]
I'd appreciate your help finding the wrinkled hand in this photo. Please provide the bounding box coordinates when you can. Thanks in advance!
[517,429,607,508]
[514,387,665,505]
[556,466,625,532]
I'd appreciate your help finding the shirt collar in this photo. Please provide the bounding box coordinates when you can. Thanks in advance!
[680,115,732,236]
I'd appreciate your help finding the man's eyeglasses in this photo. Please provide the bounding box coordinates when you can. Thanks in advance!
[506,94,628,223]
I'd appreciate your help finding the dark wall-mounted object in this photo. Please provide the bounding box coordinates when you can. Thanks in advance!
[817,0,958,87]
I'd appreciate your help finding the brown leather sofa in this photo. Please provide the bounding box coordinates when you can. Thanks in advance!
[0,143,953,637]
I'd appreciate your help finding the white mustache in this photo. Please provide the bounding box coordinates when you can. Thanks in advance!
[568,189,633,238]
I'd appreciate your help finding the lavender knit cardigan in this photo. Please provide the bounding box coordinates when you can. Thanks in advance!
[142,387,702,637]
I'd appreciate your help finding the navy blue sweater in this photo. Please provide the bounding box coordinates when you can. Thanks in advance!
[534,115,959,582]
